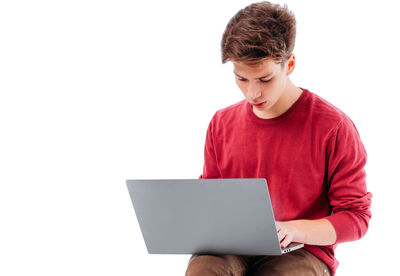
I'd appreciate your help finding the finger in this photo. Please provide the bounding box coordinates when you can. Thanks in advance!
[278,232,283,242]
[280,234,293,249]
[275,221,281,231]
[277,229,286,242]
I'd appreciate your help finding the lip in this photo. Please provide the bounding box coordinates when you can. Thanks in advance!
[253,101,267,108]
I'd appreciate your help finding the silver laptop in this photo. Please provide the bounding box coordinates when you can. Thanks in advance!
[126,178,304,255]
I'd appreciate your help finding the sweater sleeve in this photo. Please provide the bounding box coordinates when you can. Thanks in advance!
[199,118,222,179]
[324,116,372,244]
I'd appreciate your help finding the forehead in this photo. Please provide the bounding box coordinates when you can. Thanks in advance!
[233,59,281,77]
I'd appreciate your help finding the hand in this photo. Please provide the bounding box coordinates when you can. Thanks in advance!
[275,219,337,247]
[275,221,301,248]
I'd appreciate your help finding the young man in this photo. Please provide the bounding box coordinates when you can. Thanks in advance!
[185,1,372,276]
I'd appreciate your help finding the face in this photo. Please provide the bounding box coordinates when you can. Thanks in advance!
[233,55,296,118]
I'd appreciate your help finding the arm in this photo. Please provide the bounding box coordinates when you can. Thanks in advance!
[278,117,372,248]
[199,117,222,179]
[277,219,336,248]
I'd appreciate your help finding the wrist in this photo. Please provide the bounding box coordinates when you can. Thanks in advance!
[289,220,308,244]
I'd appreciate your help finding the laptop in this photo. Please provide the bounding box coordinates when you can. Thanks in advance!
[126,178,304,255]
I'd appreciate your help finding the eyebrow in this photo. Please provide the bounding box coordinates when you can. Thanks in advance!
[234,71,273,80]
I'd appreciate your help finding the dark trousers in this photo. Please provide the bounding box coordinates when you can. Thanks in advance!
[185,249,331,276]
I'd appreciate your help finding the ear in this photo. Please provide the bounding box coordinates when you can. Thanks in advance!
[286,54,296,76]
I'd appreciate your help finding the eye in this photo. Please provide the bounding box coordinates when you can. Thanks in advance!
[260,78,271,83]
[236,77,247,82]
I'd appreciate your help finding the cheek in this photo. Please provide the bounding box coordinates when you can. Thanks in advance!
[273,76,285,87]
[260,82,278,98]
[236,81,247,93]
[265,79,281,91]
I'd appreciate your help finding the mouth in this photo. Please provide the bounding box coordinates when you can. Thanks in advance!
[253,101,267,108]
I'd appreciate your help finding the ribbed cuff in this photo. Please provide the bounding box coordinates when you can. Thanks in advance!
[325,211,359,244]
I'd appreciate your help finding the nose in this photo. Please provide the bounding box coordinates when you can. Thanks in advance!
[246,82,262,100]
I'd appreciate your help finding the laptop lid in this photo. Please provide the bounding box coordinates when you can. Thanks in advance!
[126,178,303,255]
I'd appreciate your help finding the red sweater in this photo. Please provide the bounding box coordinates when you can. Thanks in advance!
[200,88,372,275]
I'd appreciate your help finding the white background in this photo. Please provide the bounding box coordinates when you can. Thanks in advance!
[0,0,399,275]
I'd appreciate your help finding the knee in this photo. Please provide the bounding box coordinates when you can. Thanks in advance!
[185,255,227,276]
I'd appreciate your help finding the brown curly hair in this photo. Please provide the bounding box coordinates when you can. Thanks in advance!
[221,1,296,66]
